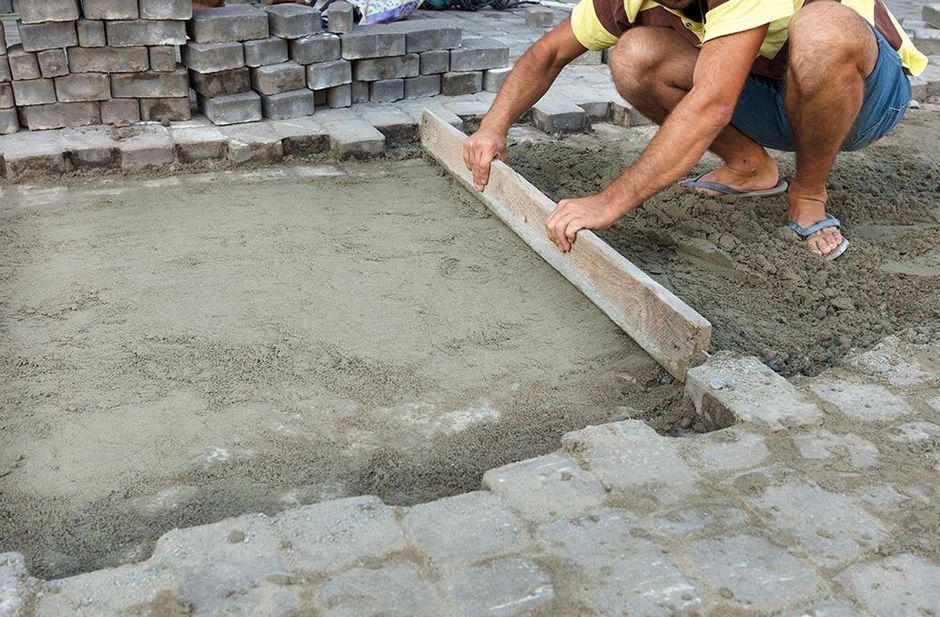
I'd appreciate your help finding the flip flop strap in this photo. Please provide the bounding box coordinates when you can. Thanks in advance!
[682,175,745,195]
[788,216,842,239]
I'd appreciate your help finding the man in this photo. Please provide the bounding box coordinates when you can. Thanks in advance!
[464,0,926,259]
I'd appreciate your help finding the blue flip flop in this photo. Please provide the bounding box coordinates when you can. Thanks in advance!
[682,173,789,197]
[788,216,850,261]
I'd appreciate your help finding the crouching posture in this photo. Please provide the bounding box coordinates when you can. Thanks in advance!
[465,0,926,259]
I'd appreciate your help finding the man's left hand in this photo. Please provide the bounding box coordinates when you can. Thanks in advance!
[545,193,620,252]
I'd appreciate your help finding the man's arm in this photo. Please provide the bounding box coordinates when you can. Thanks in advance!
[545,25,768,252]
[463,18,588,190]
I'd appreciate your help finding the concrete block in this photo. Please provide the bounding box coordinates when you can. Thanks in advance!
[139,0,192,21]
[12,78,56,105]
[1,131,65,178]
[326,83,351,108]
[441,71,481,96]
[243,37,288,67]
[320,112,385,158]
[8,45,40,80]
[925,5,940,29]
[81,0,138,20]
[140,97,191,124]
[263,3,320,39]
[483,67,510,92]
[60,125,119,169]
[0,108,18,134]
[36,48,67,78]
[271,116,329,155]
[170,125,228,162]
[447,100,490,124]
[570,49,603,66]
[19,21,78,52]
[289,33,340,65]
[357,106,415,145]
[54,72,110,102]
[106,20,187,47]
[341,25,405,60]
[353,53,418,81]
[189,5,270,44]
[385,18,462,53]
[404,74,440,99]
[313,88,327,106]
[149,46,178,72]
[21,0,79,24]
[20,101,100,130]
[251,61,305,95]
[119,125,175,170]
[325,0,354,35]
[101,98,140,126]
[0,57,11,83]
[450,37,509,72]
[260,88,315,119]
[532,96,590,134]
[419,49,449,75]
[840,554,940,617]
[914,29,940,56]
[369,78,403,103]
[809,377,911,422]
[523,6,554,27]
[77,19,106,47]
[350,80,369,103]
[0,82,12,108]
[198,90,262,125]
[69,46,149,73]
[444,558,554,617]
[306,59,351,89]
[182,41,245,73]
[318,562,443,616]
[190,66,250,97]
[221,122,283,164]
[110,67,188,98]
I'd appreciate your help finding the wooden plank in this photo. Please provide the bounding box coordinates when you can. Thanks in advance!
[420,110,712,381]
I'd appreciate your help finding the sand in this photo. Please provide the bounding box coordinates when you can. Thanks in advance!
[0,160,685,579]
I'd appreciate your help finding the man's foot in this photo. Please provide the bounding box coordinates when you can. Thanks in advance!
[683,157,781,197]
[788,193,848,258]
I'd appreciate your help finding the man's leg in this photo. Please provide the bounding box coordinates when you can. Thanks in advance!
[784,1,879,256]
[608,27,779,194]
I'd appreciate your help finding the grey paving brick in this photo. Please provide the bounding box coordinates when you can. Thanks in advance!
[263,3,320,39]
[101,98,140,126]
[271,116,329,155]
[81,0,138,20]
[450,37,509,72]
[341,25,406,60]
[0,108,17,134]
[140,97,191,124]
[840,554,940,617]
[20,101,100,130]
[189,5,270,44]
[0,82,12,108]
[913,28,940,55]
[244,37,289,67]
[110,67,188,98]
[36,48,67,78]
[357,106,415,145]
[106,20,187,47]
[351,80,369,103]
[810,377,912,422]
[198,90,262,125]
[306,58,351,89]
[68,46,149,73]
[1,130,65,177]
[60,125,119,169]
[385,18,462,53]
[445,557,554,617]
[221,122,283,164]
[171,125,228,162]
[0,553,33,616]
[678,427,769,473]
[326,83,351,108]
[8,45,40,80]
[12,78,56,106]
[441,70,482,96]
[54,72,110,102]
[19,21,78,52]
[182,41,245,73]
[318,562,445,617]
[640,502,751,539]
[685,535,826,612]
[404,74,441,99]
[523,6,554,27]
[139,0,192,21]
[190,67,251,98]
[119,124,175,170]
[325,1,354,35]
[848,336,939,388]
[570,50,604,66]
[369,78,403,103]
[290,33,340,65]
[251,61,305,95]
[353,53,419,81]
[419,49,450,75]
[792,429,879,469]
[260,88,315,120]
[779,599,864,617]
[926,4,940,29]
[532,95,590,134]
[484,66,510,92]
[77,19,106,47]
[148,46,178,73]
[20,0,80,24]
[0,57,11,83]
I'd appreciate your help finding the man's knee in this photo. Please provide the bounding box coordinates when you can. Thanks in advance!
[609,28,673,96]
[788,2,876,81]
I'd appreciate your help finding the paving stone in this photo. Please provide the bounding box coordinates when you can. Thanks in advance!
[198,90,262,125]
[810,377,911,422]
[539,510,702,616]
[678,427,769,473]
[640,502,751,538]
[792,429,879,469]
[350,80,369,103]
[182,41,245,73]
[190,67,251,98]
[20,0,80,24]
[244,36,289,67]
[341,25,406,60]
[357,106,415,145]
[925,4,940,29]
[446,100,490,123]
[0,57,12,83]
[353,53,419,81]
[404,74,441,99]
[419,49,450,75]
[140,97,191,124]
[325,0,354,35]
[685,534,826,612]
[110,68,188,98]
[889,420,940,443]
[450,37,509,72]
[523,6,554,27]
[913,28,940,55]
[317,562,445,617]
[779,599,863,617]
[290,33,341,65]
[561,420,700,506]
[0,83,12,108]
[189,5,270,44]
[848,336,940,388]
[401,491,528,569]
[60,125,119,169]
[171,125,228,162]
[532,95,590,134]
[327,83,351,108]
[261,88,315,120]
[139,0,192,21]
[484,66,510,92]
[251,61,305,95]
[442,70,482,96]
[855,483,909,510]
[8,46,41,80]
[54,72,110,103]
[101,98,140,126]
[18,21,78,52]
[221,122,283,164]
[148,46,178,73]
[0,553,34,617]
[118,124,175,170]
[12,78,56,106]
[840,554,940,617]
[686,353,823,430]
[1,130,66,178]
[271,116,329,155]
[385,18,463,53]
[369,78,403,103]
[481,453,607,523]
[264,3,320,39]
[106,20,187,47]
[445,557,554,617]
[36,48,68,78]
[306,59,351,89]
[68,46,150,73]
[81,0,138,20]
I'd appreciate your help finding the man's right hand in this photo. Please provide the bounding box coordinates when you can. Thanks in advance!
[463,128,508,191]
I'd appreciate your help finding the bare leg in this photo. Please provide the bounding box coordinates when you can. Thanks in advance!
[608,27,779,194]
[785,1,879,255]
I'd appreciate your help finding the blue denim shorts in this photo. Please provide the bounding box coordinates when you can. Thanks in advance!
[730,26,912,152]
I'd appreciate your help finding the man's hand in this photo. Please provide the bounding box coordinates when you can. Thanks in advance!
[463,128,508,191]
[545,193,621,252]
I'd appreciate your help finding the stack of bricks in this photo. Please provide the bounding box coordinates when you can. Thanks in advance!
[0,20,16,134]
[10,0,191,130]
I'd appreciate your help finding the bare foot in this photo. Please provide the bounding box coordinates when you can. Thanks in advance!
[787,186,845,257]
[690,152,780,196]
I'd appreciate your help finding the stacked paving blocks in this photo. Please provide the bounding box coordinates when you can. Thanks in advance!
[11,0,191,130]
[0,19,17,133]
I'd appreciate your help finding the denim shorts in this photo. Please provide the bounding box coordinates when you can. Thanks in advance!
[730,26,912,152]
